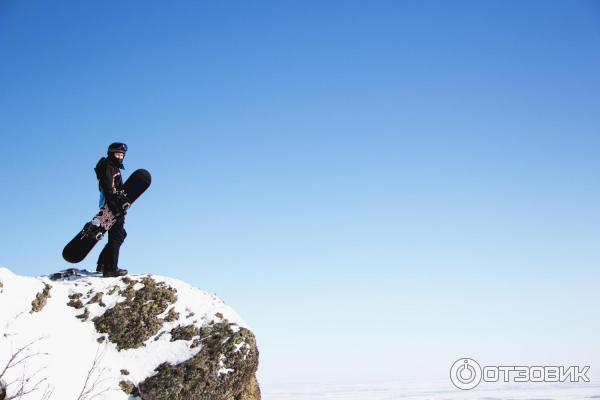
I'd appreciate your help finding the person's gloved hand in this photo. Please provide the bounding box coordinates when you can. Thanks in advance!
[107,199,123,217]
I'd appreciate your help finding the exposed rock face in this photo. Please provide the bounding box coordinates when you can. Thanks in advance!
[139,321,260,400]
[30,283,52,313]
[93,277,178,350]
[0,268,261,400]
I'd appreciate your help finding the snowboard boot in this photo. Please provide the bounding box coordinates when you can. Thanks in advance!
[96,264,104,273]
[103,268,128,278]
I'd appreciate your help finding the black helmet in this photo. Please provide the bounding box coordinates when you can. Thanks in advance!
[108,142,128,154]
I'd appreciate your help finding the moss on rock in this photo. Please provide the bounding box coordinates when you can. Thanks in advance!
[93,277,177,350]
[107,285,120,296]
[76,307,90,321]
[138,322,260,400]
[163,308,180,322]
[30,283,52,313]
[239,375,261,400]
[170,325,200,342]
[87,292,105,307]
[67,293,84,309]
[119,380,138,396]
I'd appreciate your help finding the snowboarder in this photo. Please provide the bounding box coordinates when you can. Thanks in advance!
[94,142,130,277]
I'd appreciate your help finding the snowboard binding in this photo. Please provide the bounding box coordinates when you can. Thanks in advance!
[82,221,105,241]
[115,190,131,212]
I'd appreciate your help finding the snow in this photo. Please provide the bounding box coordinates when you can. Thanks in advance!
[0,267,248,400]
[234,342,245,352]
[217,354,234,375]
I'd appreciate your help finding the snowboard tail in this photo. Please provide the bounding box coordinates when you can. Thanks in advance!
[62,169,151,264]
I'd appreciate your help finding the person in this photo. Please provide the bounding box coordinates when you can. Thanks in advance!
[94,142,129,277]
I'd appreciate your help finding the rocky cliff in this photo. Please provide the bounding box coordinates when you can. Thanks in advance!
[0,267,260,400]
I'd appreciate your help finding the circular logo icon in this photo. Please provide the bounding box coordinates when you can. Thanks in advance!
[450,358,482,390]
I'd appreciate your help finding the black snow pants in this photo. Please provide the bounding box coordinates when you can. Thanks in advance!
[97,216,126,270]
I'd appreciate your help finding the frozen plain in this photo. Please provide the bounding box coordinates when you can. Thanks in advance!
[261,379,600,400]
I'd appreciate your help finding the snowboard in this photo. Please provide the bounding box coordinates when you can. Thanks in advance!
[62,169,151,264]
[50,268,102,281]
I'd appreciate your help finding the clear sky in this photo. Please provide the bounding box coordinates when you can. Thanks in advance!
[1,0,599,389]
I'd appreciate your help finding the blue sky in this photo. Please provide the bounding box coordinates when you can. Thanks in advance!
[1,0,599,388]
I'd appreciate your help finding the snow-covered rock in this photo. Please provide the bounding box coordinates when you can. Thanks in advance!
[0,267,260,400]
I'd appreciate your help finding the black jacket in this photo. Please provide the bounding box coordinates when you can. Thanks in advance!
[94,155,124,211]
